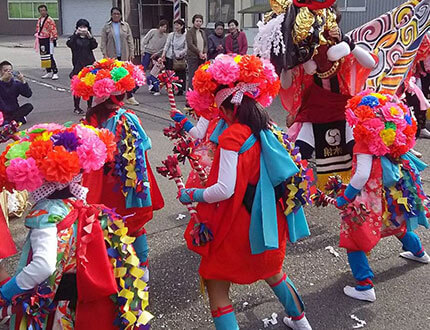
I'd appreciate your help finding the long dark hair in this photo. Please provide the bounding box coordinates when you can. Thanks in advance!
[174,19,186,34]
[220,93,270,137]
[85,94,125,126]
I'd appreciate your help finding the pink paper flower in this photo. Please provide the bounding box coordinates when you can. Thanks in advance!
[187,90,214,112]
[262,59,277,83]
[345,108,359,126]
[208,55,240,85]
[93,78,116,98]
[74,125,97,140]
[6,157,44,191]
[132,66,146,87]
[29,123,64,131]
[77,136,107,172]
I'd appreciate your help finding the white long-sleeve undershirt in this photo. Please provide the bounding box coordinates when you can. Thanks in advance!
[203,148,238,203]
[188,117,210,140]
[16,227,58,290]
[349,153,373,190]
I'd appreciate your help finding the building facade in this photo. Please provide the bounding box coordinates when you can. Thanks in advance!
[0,0,410,36]
[0,0,119,36]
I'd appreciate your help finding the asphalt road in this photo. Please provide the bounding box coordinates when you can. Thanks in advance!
[0,37,430,330]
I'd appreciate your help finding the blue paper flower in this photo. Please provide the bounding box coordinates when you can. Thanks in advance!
[405,114,412,125]
[359,95,380,108]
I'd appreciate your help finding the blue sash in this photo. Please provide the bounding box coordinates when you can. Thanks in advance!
[237,129,310,254]
[104,108,152,208]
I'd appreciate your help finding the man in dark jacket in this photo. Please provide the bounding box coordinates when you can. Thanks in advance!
[0,61,33,124]
[186,14,208,91]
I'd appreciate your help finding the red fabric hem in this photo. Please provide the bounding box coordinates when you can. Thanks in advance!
[211,305,234,318]
[270,273,287,288]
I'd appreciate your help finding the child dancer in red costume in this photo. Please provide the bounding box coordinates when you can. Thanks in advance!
[334,91,430,302]
[178,55,312,330]
[71,59,164,277]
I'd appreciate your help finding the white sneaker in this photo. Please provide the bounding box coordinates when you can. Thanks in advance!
[147,84,153,91]
[400,251,430,263]
[142,266,149,283]
[410,148,422,158]
[420,128,430,139]
[52,73,59,80]
[283,316,312,330]
[153,92,160,96]
[41,72,51,79]
[343,286,376,302]
[125,96,139,105]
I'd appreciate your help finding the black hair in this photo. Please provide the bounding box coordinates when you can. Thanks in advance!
[76,19,91,32]
[37,4,47,11]
[192,14,204,24]
[220,91,270,137]
[159,19,169,28]
[152,53,161,61]
[110,7,122,15]
[174,19,186,34]
[0,61,12,70]
[86,94,125,125]
[215,21,224,29]
[228,19,239,27]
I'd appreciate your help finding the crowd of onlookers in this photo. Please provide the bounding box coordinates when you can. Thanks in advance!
[1,5,249,121]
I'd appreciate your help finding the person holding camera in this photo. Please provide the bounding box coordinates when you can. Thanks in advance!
[67,19,98,114]
[0,61,33,125]
[162,19,187,96]
[35,4,59,80]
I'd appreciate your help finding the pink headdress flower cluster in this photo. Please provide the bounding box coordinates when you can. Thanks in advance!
[345,90,417,158]
[71,58,146,101]
[0,123,116,192]
[186,54,280,119]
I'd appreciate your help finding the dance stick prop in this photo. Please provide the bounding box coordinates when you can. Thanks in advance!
[156,155,213,246]
[173,139,208,185]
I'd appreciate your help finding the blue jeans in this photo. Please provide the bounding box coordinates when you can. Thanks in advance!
[141,52,152,70]
[147,75,160,92]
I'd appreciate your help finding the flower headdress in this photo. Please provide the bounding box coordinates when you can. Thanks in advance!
[345,90,417,158]
[71,58,146,103]
[0,123,116,202]
[186,54,280,119]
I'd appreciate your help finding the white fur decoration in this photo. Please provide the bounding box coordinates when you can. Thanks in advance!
[254,14,286,59]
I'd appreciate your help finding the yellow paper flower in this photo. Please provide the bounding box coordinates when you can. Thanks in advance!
[99,58,108,64]
[371,92,387,101]
[380,128,396,146]
[234,55,241,63]
[82,73,96,87]
[201,63,210,71]
[390,106,399,116]
[114,60,123,67]
[34,131,54,142]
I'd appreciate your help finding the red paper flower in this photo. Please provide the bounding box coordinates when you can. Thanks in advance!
[98,128,117,161]
[238,55,264,83]
[26,140,54,167]
[95,69,112,80]
[115,75,136,93]
[193,69,217,95]
[40,146,81,183]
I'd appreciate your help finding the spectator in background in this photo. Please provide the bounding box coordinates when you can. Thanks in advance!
[100,7,138,105]
[208,21,225,60]
[0,61,33,124]
[225,19,248,55]
[186,14,208,91]
[162,19,187,96]
[141,20,169,70]
[35,4,59,80]
[67,19,98,115]
[147,54,164,96]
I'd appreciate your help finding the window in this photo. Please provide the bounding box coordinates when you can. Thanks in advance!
[208,0,235,23]
[337,0,366,12]
[8,1,59,20]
